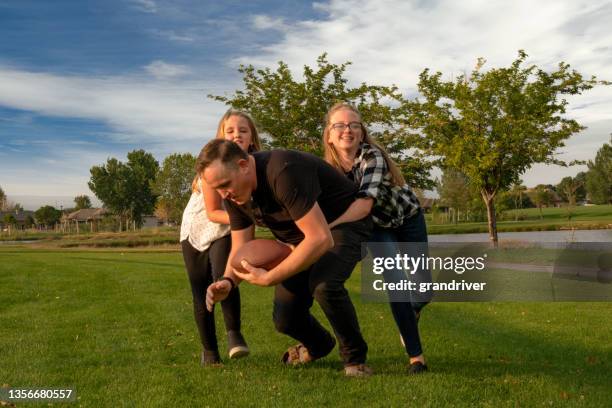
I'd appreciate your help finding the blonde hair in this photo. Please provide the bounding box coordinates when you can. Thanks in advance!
[192,109,262,192]
[322,102,405,186]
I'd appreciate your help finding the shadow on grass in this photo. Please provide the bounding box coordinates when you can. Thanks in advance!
[399,305,610,387]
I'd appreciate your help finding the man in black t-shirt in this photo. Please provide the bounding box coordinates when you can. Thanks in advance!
[198,139,373,376]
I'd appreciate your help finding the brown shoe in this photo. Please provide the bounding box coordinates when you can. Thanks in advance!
[344,363,373,377]
[282,344,313,365]
[281,336,336,365]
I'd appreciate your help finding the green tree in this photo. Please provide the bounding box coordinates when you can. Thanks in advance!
[509,183,528,221]
[74,195,92,210]
[529,185,554,220]
[401,50,607,245]
[2,213,17,235]
[437,168,471,224]
[209,54,435,189]
[556,176,583,206]
[35,205,62,228]
[154,196,172,226]
[24,214,34,228]
[3,213,16,225]
[585,137,612,204]
[124,150,159,227]
[574,172,588,203]
[89,150,159,229]
[89,158,129,230]
[0,186,6,211]
[152,153,196,224]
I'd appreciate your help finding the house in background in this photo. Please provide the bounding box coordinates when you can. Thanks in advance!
[0,210,35,231]
[61,208,108,233]
[142,215,162,228]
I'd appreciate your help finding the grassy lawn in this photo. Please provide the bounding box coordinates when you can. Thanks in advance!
[427,204,612,235]
[1,206,610,248]
[1,248,610,407]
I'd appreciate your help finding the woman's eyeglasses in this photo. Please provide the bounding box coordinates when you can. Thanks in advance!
[330,122,362,132]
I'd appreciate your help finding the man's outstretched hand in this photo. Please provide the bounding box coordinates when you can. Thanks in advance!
[206,279,232,312]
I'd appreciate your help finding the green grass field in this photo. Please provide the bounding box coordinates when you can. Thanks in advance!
[2,205,611,248]
[427,205,612,235]
[1,248,610,407]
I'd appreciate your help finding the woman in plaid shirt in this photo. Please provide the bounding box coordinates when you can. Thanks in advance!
[324,102,430,374]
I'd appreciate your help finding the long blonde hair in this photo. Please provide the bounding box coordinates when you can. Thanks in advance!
[192,109,262,192]
[322,102,405,186]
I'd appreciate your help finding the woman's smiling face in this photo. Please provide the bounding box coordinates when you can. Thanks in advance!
[327,108,363,152]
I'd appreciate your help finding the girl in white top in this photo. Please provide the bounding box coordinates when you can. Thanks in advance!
[180,109,262,365]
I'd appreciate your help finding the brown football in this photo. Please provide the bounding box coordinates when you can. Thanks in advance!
[230,239,292,274]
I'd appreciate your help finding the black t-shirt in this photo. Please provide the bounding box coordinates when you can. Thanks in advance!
[225,150,357,245]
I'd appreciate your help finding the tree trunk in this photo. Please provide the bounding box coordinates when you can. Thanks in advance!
[539,205,543,220]
[482,190,498,247]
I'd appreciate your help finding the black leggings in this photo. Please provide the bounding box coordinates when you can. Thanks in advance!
[272,217,372,366]
[181,236,240,352]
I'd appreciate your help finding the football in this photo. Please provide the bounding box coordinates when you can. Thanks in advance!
[230,239,292,274]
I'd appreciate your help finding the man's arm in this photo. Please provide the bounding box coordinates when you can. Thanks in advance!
[234,203,333,286]
[205,225,254,311]
[225,225,255,282]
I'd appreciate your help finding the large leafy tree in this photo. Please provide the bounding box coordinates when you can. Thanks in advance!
[556,175,585,206]
[209,54,435,189]
[401,50,608,245]
[74,195,92,210]
[585,137,612,204]
[89,150,159,229]
[152,153,196,224]
[125,150,159,226]
[88,158,129,228]
[35,205,62,227]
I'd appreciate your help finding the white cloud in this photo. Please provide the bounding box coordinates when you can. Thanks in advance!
[252,15,288,31]
[236,0,612,177]
[132,0,157,14]
[145,60,191,78]
[238,0,612,123]
[148,29,195,43]
[0,65,228,144]
[0,62,231,197]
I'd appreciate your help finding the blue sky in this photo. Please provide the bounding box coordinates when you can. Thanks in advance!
[1,0,611,210]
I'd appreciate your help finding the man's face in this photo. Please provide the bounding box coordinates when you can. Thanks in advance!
[203,159,252,205]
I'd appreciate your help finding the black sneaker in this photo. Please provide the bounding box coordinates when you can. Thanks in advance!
[408,361,428,375]
[227,331,249,359]
[201,350,221,366]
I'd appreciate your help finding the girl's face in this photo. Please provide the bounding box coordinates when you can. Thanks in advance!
[223,115,253,152]
[327,109,363,152]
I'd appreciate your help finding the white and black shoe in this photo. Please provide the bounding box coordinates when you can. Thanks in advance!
[227,330,249,359]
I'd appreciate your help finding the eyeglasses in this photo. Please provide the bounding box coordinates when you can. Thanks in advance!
[330,122,362,132]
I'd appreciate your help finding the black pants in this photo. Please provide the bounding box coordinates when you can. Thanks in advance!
[181,236,241,352]
[272,217,372,366]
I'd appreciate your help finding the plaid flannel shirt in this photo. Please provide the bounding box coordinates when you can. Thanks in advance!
[349,143,420,228]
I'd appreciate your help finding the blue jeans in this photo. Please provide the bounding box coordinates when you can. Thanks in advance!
[368,209,431,357]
